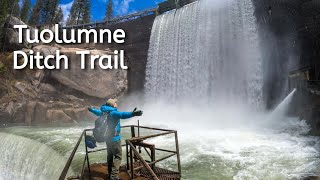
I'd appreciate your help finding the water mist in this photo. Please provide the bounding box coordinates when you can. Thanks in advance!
[139,0,320,179]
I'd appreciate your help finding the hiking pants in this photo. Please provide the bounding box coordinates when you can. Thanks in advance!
[106,140,122,178]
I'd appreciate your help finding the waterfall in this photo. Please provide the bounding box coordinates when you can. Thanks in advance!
[0,132,70,180]
[145,0,263,108]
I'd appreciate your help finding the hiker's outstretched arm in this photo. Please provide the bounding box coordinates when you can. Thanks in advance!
[110,111,133,119]
[88,107,103,116]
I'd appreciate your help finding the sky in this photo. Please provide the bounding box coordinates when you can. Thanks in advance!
[28,0,166,22]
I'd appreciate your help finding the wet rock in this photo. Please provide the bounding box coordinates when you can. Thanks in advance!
[50,48,127,98]
[14,81,37,98]
[39,83,56,92]
[25,101,36,125]
[4,102,14,116]
[63,107,88,121]
[33,102,47,123]
[0,105,11,124]
[12,103,25,123]
[46,109,72,123]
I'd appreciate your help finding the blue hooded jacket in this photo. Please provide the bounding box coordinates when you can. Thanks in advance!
[89,105,133,142]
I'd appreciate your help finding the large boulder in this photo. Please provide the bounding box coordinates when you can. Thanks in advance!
[50,48,127,98]
[63,107,88,121]
[33,102,47,123]
[3,16,36,51]
[25,101,36,125]
[32,45,59,57]
[46,109,73,123]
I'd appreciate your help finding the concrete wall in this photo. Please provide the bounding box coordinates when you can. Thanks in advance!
[97,14,156,94]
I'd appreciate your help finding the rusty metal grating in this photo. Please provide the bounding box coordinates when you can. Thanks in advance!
[138,166,180,180]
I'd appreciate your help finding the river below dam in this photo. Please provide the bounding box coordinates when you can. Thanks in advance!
[1,96,320,180]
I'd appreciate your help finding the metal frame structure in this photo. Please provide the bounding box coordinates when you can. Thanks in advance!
[59,125,181,180]
[61,0,199,30]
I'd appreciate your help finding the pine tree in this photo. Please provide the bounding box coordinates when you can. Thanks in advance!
[105,0,113,20]
[40,0,59,25]
[20,0,31,23]
[0,0,20,24]
[67,3,77,25]
[11,0,20,17]
[0,0,11,51]
[67,0,91,25]
[0,0,10,24]
[29,0,43,25]
[53,7,64,25]
[82,0,91,24]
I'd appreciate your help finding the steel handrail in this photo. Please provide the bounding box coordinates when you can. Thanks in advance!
[126,140,159,180]
[59,129,89,180]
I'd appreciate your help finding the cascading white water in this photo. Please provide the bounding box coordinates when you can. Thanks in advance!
[0,132,69,180]
[145,0,263,108]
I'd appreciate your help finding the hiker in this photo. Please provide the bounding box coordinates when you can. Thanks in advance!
[88,98,143,180]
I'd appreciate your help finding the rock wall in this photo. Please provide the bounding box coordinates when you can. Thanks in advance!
[0,44,128,125]
[0,16,129,125]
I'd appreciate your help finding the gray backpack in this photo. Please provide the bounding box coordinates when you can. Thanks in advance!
[93,113,109,143]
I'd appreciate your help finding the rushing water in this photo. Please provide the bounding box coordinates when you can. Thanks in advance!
[1,97,320,179]
[145,0,263,108]
[1,90,320,179]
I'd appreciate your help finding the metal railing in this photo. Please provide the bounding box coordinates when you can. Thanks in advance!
[61,0,199,30]
[59,124,181,180]
[62,8,157,29]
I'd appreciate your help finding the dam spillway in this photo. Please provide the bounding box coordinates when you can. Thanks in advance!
[145,0,263,108]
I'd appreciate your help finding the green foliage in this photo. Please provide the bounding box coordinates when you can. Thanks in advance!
[67,0,91,25]
[105,0,113,20]
[20,0,31,23]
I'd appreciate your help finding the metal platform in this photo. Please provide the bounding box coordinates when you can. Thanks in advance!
[80,162,180,180]
[60,124,181,180]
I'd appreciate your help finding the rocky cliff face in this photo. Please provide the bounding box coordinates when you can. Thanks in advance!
[0,17,128,126]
